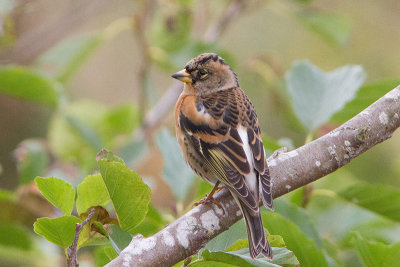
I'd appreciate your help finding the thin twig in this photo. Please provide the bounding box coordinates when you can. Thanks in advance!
[301,184,314,208]
[67,208,96,267]
[133,0,157,124]
[202,0,248,43]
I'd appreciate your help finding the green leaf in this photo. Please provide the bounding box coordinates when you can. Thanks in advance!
[94,246,119,266]
[0,66,59,107]
[332,79,400,123]
[233,248,298,266]
[225,239,250,252]
[300,13,352,45]
[97,149,125,164]
[77,206,117,248]
[156,128,195,201]
[226,236,285,252]
[338,182,400,222]
[202,219,247,253]
[97,150,151,234]
[105,224,132,254]
[268,235,286,248]
[118,139,149,168]
[286,187,304,207]
[274,199,323,248]
[78,224,109,248]
[76,174,110,215]
[94,246,113,266]
[261,134,282,156]
[352,232,400,267]
[191,248,298,267]
[285,61,366,131]
[33,216,81,248]
[104,246,119,261]
[35,177,76,215]
[201,224,294,265]
[307,193,378,245]
[320,238,343,267]
[342,218,400,247]
[262,212,328,266]
[131,204,164,236]
[0,223,32,250]
[17,140,49,185]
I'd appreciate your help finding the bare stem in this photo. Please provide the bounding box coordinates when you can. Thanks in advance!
[202,0,248,43]
[67,208,96,267]
[133,0,156,124]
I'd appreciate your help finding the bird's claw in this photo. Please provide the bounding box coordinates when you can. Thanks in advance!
[193,192,224,213]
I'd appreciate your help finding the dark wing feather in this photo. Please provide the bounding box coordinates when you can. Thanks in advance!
[201,87,273,210]
[194,133,259,211]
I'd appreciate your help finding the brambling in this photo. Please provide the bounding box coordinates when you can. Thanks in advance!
[172,53,273,259]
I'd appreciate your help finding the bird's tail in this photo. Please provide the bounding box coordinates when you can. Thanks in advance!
[239,201,273,259]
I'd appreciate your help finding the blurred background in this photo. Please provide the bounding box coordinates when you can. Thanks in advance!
[0,0,399,266]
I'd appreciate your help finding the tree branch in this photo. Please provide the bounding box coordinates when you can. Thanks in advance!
[107,86,400,267]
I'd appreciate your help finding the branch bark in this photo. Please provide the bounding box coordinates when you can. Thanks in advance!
[107,85,400,267]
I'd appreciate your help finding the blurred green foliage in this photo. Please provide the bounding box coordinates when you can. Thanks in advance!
[0,0,399,266]
[0,67,60,107]
[156,128,195,201]
[286,61,366,132]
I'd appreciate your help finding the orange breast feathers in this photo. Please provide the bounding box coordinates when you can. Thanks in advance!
[174,94,227,144]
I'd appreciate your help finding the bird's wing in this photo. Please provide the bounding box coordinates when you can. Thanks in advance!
[178,87,272,211]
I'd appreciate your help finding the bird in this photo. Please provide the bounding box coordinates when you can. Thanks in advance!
[171,53,274,259]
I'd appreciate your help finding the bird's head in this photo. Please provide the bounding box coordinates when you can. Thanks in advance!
[171,53,238,95]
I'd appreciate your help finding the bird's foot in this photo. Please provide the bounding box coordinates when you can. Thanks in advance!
[193,194,224,211]
[193,186,224,212]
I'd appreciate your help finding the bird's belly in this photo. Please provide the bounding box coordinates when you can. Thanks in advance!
[178,133,218,184]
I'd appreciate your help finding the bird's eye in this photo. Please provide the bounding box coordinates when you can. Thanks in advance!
[198,68,208,79]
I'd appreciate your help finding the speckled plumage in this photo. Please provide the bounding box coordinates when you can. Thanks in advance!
[172,53,273,259]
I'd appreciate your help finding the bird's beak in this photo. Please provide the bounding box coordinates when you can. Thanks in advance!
[171,69,192,83]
